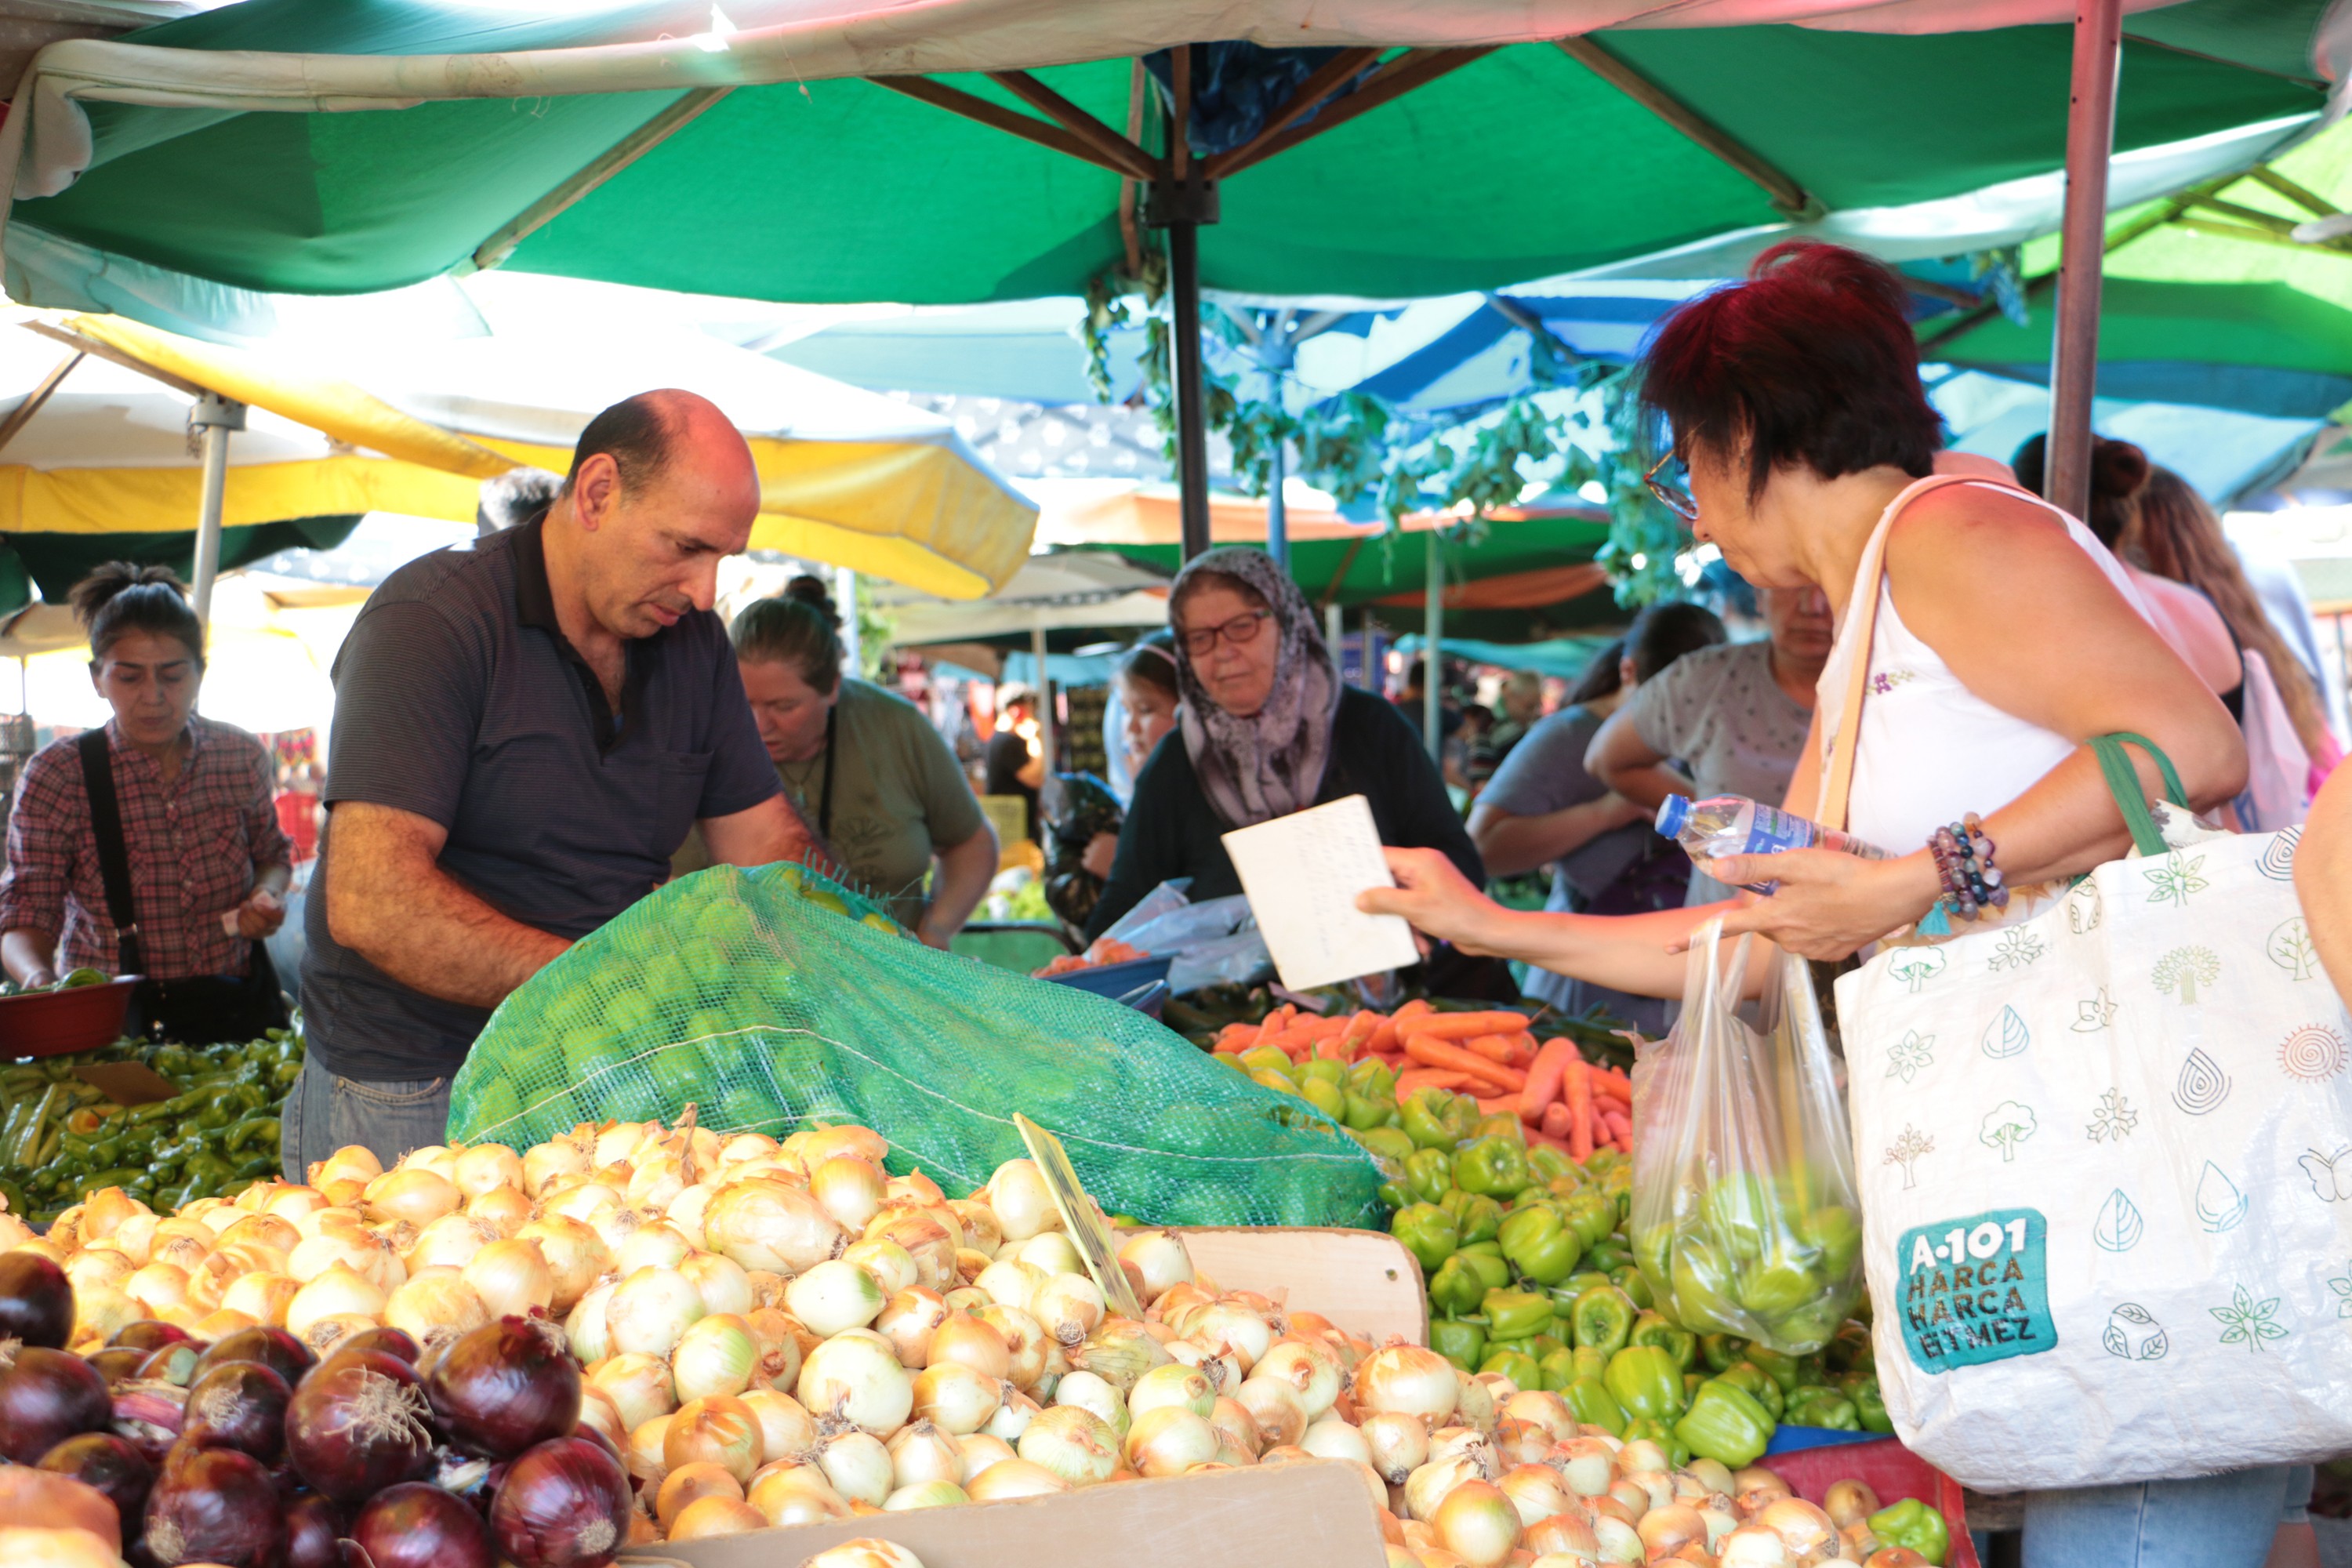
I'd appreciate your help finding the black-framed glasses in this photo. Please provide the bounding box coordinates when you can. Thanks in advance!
[1178,608,1273,658]
[1645,451,1700,524]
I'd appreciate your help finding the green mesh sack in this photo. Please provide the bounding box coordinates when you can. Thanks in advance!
[446,862,1385,1229]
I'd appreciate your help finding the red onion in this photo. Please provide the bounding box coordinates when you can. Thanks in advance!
[183,1361,294,1463]
[197,1327,316,1388]
[489,1436,632,1568]
[144,1443,287,1568]
[38,1431,155,1526]
[285,1493,345,1568]
[140,1344,203,1388]
[89,1346,152,1387]
[0,1341,114,1462]
[113,1320,198,1354]
[425,1319,582,1461]
[0,1250,74,1348]
[333,1326,419,1365]
[111,1378,188,1464]
[354,1482,497,1568]
[285,1349,437,1501]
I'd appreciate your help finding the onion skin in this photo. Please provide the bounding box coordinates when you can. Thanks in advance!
[284,1493,344,1568]
[192,1327,315,1390]
[85,1348,150,1388]
[181,1362,294,1464]
[0,1345,113,1463]
[0,1466,123,1555]
[423,1318,584,1461]
[353,1481,498,1568]
[284,1350,436,1502]
[143,1443,286,1568]
[488,1436,633,1568]
[330,1327,421,1366]
[34,1432,154,1530]
[0,1250,74,1348]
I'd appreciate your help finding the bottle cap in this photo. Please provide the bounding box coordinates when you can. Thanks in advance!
[1657,795,1690,839]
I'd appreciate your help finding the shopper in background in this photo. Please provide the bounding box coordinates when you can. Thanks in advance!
[984,686,1044,841]
[1084,546,1483,941]
[678,575,996,946]
[1483,670,1546,764]
[1363,241,2252,1568]
[0,564,292,1041]
[1470,601,1724,1033]
[1588,583,1831,902]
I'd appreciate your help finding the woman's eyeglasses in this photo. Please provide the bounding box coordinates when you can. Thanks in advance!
[1178,608,1273,657]
[1645,452,1700,523]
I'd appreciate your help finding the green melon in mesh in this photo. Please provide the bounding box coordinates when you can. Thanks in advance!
[447,862,1384,1229]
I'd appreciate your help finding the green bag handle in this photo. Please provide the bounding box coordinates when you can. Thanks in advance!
[2089,732,2188,858]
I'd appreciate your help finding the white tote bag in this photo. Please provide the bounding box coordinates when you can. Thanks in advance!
[1823,514,2352,1492]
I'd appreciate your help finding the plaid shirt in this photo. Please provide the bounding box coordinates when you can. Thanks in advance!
[0,717,291,979]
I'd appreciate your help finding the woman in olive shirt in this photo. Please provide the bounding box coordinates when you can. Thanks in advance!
[681,579,997,946]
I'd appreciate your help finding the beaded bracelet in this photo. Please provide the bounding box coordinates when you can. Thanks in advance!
[1926,812,2009,924]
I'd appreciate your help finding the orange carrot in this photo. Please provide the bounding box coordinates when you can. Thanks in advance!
[1501,1033,1539,1069]
[1261,1005,1295,1036]
[1403,1035,1529,1091]
[1592,1078,1631,1107]
[1367,1017,1402,1055]
[1396,1069,1472,1094]
[1519,1038,1577,1123]
[1541,1102,1573,1142]
[1340,1011,1381,1056]
[1601,1107,1632,1145]
[1563,1059,1595,1162]
[1526,1127,1576,1156]
[1395,999,1435,1025]
[1401,1011,1530,1042]
[1475,1094,1523,1117]
[1462,1033,1522,1065]
[1598,1065,1632,1097]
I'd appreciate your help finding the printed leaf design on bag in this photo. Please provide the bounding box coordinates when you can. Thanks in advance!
[1886,948,1947,994]
[2143,851,2210,907]
[2211,1284,2287,1352]
[1980,1006,2030,1059]
[2172,1048,2232,1115]
[2278,1025,2347,1083]
[2071,989,2121,1033]
[1987,927,2046,972]
[2067,879,2103,935]
[2328,1266,2352,1319]
[1886,1030,1936,1085]
[2299,1147,2352,1203]
[2085,1088,2139,1144]
[2258,826,2302,882]
[2092,1189,2145,1252]
[1979,1101,2037,1163]
[2149,946,2220,1004]
[2196,1161,2250,1233]
[2269,917,2320,981]
[2101,1301,2168,1360]
[1883,1127,1934,1190]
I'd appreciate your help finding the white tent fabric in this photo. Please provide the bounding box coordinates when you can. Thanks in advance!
[870,550,1170,644]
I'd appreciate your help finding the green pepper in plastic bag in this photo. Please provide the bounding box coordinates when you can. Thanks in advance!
[1868,1501,1951,1567]
[1562,1375,1625,1436]
[1483,1287,1555,1341]
[1715,1361,1784,1421]
[1498,1204,1581,1286]
[1430,1318,1487,1370]
[1453,1136,1530,1197]
[1571,1285,1637,1357]
[1783,1385,1860,1431]
[1672,1378,1774,1468]
[1391,1203,1458,1272]
[1602,1345,1684,1422]
[1630,1311,1697,1372]
[1428,1255,1489,1318]
[1668,1236,1745,1334]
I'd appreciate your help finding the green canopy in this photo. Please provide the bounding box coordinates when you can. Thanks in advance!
[0,517,360,617]
[0,0,2333,318]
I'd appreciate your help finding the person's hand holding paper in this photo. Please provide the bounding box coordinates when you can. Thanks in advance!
[1221,795,1421,990]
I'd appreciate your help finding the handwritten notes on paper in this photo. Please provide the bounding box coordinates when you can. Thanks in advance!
[1222,795,1419,991]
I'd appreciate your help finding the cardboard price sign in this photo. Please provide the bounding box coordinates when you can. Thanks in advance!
[1014,1113,1147,1320]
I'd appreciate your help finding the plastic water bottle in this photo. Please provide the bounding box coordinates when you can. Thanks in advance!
[1656,794,1887,893]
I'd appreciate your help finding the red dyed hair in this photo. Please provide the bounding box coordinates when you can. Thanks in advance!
[1639,241,1944,499]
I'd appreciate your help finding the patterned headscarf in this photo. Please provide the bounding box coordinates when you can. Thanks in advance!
[1170,546,1341,829]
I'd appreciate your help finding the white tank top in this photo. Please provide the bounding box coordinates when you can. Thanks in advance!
[1815,478,2155,924]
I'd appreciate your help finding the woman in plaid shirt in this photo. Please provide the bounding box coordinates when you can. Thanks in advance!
[0,565,292,1028]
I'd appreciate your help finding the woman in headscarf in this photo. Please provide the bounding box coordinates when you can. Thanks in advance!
[1082,546,1484,940]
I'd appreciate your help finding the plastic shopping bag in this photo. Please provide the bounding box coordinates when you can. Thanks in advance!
[1630,917,1864,1355]
[1098,882,1272,993]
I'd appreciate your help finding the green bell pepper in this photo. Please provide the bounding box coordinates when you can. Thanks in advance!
[1341,1091,1391,1130]
[1476,1113,1527,1144]
[1538,1348,1576,1394]
[1301,1078,1348,1121]
[1736,1250,1825,1318]
[1621,1417,1691,1468]
[1631,1311,1697,1372]
[1348,1058,1397,1101]
[1481,1347,1542,1390]
[1391,1203,1459,1272]
[1867,1500,1951,1567]
[1357,1126,1415,1167]
[1498,1203,1582,1286]
[1523,1332,1564,1360]
[1744,1344,1805,1392]
[1454,1243,1512,1293]
[1826,1319,1875,1374]
[1455,1192,1504,1246]
[1684,1371,1706,1404]
[1798,1205,1863,1283]
[1562,1193,1618,1252]
[1700,1334,1744,1374]
[1401,1088,1464,1151]
[1454,1135,1530,1197]
[1782,1385,1860,1432]
[1716,1360,1785,1421]
[1668,1237,1746,1334]
[1571,1284,1637,1357]
[1562,1375,1625,1436]
[1430,1317,1487,1370]
[1571,1346,1609,1383]
[1526,1144,1577,1185]
[1602,1345,1685,1423]
[1562,1270,1614,1299]
[1406,1149,1454,1205]
[1838,1370,1893,1434]
[1428,1255,1489,1317]
[1672,1378,1775,1469]
[1612,1264,1655,1311]
[1584,1237,1632,1275]
[1483,1287,1555,1341]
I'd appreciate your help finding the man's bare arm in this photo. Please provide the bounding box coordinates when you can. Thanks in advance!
[323,802,569,1009]
[700,793,818,869]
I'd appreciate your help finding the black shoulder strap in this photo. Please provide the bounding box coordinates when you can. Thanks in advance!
[76,729,144,975]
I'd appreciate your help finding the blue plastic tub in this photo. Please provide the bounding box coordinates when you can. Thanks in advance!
[1763,1425,1882,1455]
[1041,953,1175,1005]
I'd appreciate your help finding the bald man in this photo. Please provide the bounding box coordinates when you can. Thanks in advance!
[289,390,814,1173]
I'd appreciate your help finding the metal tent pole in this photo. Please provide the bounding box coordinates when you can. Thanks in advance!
[2045,0,2123,523]
[190,393,245,628]
[834,565,862,677]
[1147,45,1218,564]
[1030,616,1054,791]
[1422,532,1443,763]
[1265,442,1287,567]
